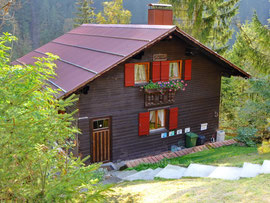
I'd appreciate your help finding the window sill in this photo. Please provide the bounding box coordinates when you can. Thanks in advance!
[149,128,167,135]
[135,82,148,87]
[169,78,181,81]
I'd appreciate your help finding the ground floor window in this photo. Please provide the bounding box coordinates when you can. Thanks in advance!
[149,109,166,130]
[139,107,178,136]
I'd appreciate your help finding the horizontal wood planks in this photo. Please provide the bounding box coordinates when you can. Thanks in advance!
[77,35,222,162]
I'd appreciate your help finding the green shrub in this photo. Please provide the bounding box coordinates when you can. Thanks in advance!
[236,127,258,147]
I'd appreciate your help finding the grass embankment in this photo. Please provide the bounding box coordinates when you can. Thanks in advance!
[110,174,270,203]
[130,145,270,171]
[109,145,270,203]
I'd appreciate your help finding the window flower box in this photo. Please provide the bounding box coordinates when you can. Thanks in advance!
[142,80,187,107]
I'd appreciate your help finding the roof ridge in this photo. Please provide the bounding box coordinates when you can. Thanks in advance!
[81,24,176,30]
[66,32,151,42]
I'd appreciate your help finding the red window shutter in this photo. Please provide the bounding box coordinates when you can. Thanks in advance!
[161,61,170,81]
[125,63,135,86]
[152,62,161,82]
[169,107,178,130]
[139,112,150,136]
[184,60,192,80]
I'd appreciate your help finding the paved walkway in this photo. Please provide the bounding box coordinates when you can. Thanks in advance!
[104,160,270,183]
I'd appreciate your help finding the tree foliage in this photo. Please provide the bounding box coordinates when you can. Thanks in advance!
[221,14,270,139]
[0,0,22,31]
[74,0,95,28]
[0,33,110,202]
[160,0,239,53]
[96,0,131,24]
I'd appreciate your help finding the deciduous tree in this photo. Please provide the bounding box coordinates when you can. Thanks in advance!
[0,33,110,202]
[96,0,131,24]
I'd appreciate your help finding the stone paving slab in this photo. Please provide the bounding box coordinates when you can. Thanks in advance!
[124,168,162,181]
[240,162,261,178]
[183,164,217,178]
[110,170,137,179]
[102,176,123,185]
[107,160,269,182]
[208,167,242,180]
[155,164,186,179]
[260,160,270,174]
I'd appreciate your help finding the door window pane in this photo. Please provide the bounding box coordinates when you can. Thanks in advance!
[93,119,109,130]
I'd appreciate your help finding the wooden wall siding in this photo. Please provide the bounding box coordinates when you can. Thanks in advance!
[78,35,222,162]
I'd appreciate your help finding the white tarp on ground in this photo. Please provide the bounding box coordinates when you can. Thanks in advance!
[240,162,262,178]
[261,160,270,174]
[155,164,186,179]
[124,168,163,181]
[208,167,242,180]
[183,163,217,178]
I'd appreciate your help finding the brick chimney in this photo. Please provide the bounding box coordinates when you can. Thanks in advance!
[148,3,173,25]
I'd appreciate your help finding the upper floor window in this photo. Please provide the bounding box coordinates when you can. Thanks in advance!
[169,60,182,80]
[125,60,191,87]
[125,62,149,86]
[135,63,149,84]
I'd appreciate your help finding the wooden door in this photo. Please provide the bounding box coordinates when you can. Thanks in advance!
[91,117,111,163]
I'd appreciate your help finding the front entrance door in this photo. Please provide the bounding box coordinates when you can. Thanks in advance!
[90,117,111,163]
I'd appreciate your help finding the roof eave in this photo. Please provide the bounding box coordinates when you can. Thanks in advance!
[174,27,251,79]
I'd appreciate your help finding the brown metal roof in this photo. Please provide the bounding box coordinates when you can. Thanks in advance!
[14,24,250,98]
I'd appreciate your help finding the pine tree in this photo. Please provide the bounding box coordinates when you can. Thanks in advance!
[160,0,240,54]
[95,0,131,24]
[228,14,270,76]
[73,0,95,28]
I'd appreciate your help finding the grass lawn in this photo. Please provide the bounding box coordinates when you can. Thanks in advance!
[109,174,270,203]
[108,145,270,203]
[130,144,270,171]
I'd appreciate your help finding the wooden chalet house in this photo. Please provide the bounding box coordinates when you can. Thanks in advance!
[15,4,250,163]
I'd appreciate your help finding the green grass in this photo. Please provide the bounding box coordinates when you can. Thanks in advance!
[130,144,270,171]
[225,135,236,140]
[110,174,270,203]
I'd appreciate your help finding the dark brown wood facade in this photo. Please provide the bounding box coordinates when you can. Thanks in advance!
[77,33,222,163]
